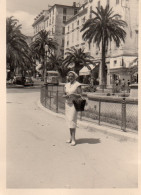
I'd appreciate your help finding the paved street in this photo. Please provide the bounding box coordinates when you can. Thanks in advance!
[7,87,138,188]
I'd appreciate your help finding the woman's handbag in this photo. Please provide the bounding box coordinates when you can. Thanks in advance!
[73,97,86,112]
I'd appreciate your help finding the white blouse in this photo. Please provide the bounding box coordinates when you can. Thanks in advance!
[65,81,81,104]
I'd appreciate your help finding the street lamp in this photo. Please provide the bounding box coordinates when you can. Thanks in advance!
[44,44,48,85]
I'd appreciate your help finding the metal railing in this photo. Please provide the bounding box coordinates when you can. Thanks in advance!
[40,85,138,132]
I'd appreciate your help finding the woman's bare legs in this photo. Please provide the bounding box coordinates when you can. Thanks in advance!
[66,128,76,145]
[70,128,76,146]
[66,129,72,143]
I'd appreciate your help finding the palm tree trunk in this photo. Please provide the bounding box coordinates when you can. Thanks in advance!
[44,56,47,84]
[101,32,106,88]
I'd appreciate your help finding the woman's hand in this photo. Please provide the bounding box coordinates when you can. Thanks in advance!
[62,94,69,98]
[69,93,81,98]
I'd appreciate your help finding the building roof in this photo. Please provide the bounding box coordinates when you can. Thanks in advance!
[32,3,80,27]
[32,10,48,27]
[65,7,88,25]
[47,3,79,12]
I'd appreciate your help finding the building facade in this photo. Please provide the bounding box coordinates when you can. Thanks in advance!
[64,0,138,86]
[32,3,79,56]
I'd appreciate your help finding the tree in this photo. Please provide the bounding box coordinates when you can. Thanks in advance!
[81,5,127,87]
[47,53,62,70]
[48,53,68,82]
[6,17,31,78]
[30,30,58,82]
[63,47,95,75]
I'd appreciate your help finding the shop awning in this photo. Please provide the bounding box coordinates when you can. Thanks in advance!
[79,64,95,76]
[129,58,138,67]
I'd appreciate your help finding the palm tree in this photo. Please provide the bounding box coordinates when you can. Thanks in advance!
[48,53,68,82]
[30,30,58,82]
[6,17,31,79]
[47,53,62,70]
[63,47,95,75]
[81,5,127,87]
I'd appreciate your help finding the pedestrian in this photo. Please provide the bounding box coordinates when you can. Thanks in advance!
[127,80,131,93]
[115,78,119,92]
[127,80,130,86]
[13,75,16,84]
[63,71,82,146]
[121,78,125,91]
[115,78,119,86]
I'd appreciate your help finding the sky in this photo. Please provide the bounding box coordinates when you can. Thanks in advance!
[6,0,82,36]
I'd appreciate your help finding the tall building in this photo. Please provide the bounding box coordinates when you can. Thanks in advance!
[32,3,80,56]
[64,0,138,86]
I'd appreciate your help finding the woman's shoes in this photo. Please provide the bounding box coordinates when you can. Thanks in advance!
[66,140,76,146]
[66,139,72,143]
[71,140,76,146]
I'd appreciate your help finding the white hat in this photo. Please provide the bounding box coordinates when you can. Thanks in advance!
[67,71,78,79]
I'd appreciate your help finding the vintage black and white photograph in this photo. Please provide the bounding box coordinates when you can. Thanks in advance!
[6,0,139,190]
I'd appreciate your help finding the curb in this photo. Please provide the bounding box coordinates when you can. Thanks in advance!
[7,85,24,88]
[7,85,41,89]
[37,100,138,142]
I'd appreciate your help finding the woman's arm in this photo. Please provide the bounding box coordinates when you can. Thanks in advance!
[62,86,69,98]
[62,94,69,98]
[77,86,82,94]
[69,86,82,98]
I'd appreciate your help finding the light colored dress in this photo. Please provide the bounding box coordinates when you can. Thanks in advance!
[65,81,81,128]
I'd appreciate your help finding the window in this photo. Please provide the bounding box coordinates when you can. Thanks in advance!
[98,1,100,8]
[115,16,118,20]
[72,23,74,29]
[62,39,64,47]
[89,43,91,50]
[77,20,79,25]
[52,28,54,34]
[77,29,79,41]
[107,0,110,6]
[67,40,69,46]
[52,16,54,24]
[63,16,66,22]
[130,30,132,37]
[90,6,92,18]
[63,8,67,15]
[72,32,74,42]
[116,0,119,4]
[114,60,117,65]
[74,9,78,15]
[61,50,64,56]
[62,27,65,34]
[82,17,86,24]
[68,25,69,32]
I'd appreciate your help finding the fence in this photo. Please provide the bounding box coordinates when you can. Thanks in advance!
[40,84,138,132]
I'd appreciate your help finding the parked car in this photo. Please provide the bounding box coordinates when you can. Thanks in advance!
[24,76,34,86]
[13,75,25,85]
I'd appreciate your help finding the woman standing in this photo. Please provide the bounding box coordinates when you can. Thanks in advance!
[63,71,82,146]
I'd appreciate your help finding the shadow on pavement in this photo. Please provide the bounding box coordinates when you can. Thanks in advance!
[76,138,101,145]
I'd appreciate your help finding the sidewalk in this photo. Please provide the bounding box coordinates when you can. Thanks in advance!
[7,89,138,188]
[38,100,138,143]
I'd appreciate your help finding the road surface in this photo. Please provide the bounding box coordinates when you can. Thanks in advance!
[7,87,138,188]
